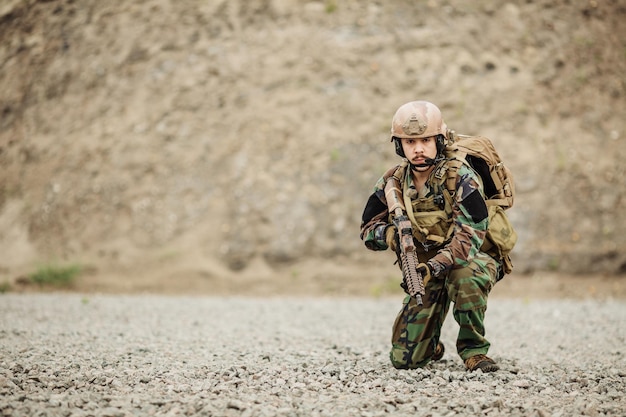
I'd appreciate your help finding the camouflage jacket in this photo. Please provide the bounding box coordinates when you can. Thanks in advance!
[360,160,489,273]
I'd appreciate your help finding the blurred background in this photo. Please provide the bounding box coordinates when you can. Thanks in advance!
[1,0,625,295]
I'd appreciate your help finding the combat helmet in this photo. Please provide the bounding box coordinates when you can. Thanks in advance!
[390,101,448,161]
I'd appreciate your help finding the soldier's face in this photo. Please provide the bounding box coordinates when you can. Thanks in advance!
[401,136,438,169]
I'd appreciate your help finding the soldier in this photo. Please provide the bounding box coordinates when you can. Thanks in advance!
[360,101,502,372]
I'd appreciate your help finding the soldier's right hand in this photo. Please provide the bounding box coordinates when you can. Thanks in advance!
[385,225,398,252]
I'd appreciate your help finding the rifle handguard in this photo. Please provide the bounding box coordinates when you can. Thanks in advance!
[394,215,425,305]
[384,175,426,305]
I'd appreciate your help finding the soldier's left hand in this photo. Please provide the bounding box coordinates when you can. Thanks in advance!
[416,263,432,286]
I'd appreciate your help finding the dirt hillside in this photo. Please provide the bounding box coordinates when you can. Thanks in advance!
[1,0,625,294]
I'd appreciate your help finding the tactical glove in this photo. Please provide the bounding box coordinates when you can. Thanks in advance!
[416,263,432,287]
[385,225,398,252]
[427,260,446,279]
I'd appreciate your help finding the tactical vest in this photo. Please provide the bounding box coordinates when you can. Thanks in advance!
[386,155,517,274]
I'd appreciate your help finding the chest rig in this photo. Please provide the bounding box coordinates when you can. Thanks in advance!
[389,160,456,253]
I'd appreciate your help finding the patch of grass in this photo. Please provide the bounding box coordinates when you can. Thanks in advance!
[554,143,567,172]
[158,250,180,262]
[29,263,82,287]
[0,281,11,293]
[574,68,590,87]
[325,0,337,13]
[369,275,402,297]
[547,257,560,272]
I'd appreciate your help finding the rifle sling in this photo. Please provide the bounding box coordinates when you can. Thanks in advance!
[401,164,451,245]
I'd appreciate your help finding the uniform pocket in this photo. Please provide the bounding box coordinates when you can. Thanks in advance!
[411,209,452,244]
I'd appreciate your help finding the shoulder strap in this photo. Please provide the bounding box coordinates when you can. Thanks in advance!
[444,157,464,196]
[382,161,407,183]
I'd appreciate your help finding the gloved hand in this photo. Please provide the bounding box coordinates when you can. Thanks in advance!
[416,263,432,287]
[385,225,397,252]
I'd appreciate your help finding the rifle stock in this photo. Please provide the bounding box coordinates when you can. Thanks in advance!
[384,175,425,305]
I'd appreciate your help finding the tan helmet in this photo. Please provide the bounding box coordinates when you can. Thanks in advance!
[390,101,447,140]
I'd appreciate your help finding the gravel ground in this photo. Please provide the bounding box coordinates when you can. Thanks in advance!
[1,294,625,417]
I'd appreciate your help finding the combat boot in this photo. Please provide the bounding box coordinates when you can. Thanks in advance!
[432,342,445,361]
[464,354,499,372]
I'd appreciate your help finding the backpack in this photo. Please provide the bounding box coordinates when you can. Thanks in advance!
[442,133,518,274]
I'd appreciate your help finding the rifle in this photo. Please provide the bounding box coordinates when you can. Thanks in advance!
[384,174,425,305]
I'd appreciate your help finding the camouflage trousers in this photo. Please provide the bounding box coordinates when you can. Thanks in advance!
[390,251,500,369]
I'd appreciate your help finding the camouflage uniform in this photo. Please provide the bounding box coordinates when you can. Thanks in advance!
[360,160,501,369]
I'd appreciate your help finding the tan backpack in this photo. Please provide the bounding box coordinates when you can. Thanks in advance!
[442,133,518,274]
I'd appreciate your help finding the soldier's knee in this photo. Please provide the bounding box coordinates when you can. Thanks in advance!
[391,359,409,370]
[390,347,410,369]
[389,347,429,370]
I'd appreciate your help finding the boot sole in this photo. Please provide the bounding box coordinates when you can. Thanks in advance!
[476,363,499,372]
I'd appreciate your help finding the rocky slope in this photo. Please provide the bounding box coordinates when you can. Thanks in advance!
[1,0,625,290]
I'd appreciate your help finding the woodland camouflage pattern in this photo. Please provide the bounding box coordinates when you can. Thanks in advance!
[360,160,502,369]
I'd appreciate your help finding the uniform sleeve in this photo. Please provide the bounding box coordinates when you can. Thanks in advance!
[429,165,489,271]
[360,176,390,251]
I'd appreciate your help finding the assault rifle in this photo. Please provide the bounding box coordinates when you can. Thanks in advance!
[384,175,425,305]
